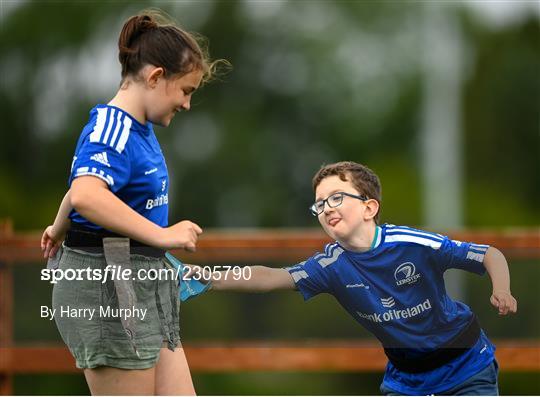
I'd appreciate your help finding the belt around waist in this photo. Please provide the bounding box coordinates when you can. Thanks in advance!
[65,223,166,258]
[383,314,482,373]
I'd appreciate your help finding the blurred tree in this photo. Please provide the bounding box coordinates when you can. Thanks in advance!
[1,1,537,230]
[462,15,540,226]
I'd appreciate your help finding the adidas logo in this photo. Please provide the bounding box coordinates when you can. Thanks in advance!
[381,297,395,308]
[90,152,110,167]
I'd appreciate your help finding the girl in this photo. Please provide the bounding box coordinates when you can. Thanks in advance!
[41,10,225,395]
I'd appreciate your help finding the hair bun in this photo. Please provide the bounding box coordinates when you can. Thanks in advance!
[118,8,227,84]
[118,14,157,56]
[137,14,158,31]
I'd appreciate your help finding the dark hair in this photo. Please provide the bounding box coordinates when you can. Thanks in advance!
[118,9,227,85]
[312,161,382,223]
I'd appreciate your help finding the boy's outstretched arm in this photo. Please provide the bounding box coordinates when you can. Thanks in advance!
[483,247,517,315]
[211,266,296,293]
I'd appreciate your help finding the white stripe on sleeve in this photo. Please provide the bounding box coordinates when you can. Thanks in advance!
[466,251,485,262]
[101,108,115,144]
[115,116,132,153]
[318,246,344,267]
[108,111,123,147]
[89,108,108,142]
[291,270,309,283]
[74,169,115,186]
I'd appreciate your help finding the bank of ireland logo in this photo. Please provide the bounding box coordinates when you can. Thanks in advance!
[162,179,167,192]
[394,262,421,286]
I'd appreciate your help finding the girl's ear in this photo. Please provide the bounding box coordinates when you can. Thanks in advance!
[146,66,165,88]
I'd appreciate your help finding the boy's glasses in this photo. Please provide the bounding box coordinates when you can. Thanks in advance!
[310,192,368,216]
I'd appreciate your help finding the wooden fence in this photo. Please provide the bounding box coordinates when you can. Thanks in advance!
[1,220,539,394]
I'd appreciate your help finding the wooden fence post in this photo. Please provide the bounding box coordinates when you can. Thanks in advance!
[0,219,14,395]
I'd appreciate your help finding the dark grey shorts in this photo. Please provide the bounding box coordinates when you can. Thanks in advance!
[52,245,180,369]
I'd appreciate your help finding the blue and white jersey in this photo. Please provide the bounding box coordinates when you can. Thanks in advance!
[68,105,169,230]
[287,224,495,394]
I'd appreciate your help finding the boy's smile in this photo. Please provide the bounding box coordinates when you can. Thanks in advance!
[328,217,341,227]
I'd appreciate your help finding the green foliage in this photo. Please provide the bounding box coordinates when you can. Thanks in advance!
[463,17,540,226]
[1,1,538,229]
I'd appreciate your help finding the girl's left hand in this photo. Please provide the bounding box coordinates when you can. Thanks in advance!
[490,290,517,315]
[41,225,65,259]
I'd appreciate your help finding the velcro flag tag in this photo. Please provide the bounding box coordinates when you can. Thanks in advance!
[165,252,211,302]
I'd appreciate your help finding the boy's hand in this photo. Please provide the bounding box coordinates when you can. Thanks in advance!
[182,264,209,283]
[490,290,517,315]
[41,225,65,259]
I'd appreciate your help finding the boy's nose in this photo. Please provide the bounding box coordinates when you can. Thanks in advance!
[181,100,191,111]
[324,206,335,215]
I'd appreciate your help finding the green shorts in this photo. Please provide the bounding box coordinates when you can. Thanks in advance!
[52,245,180,369]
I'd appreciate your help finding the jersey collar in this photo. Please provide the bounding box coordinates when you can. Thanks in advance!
[370,225,382,250]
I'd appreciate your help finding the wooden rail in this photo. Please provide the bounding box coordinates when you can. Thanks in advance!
[1,226,539,264]
[0,220,539,394]
[0,341,539,373]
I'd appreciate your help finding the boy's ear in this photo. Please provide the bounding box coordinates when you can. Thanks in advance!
[364,199,380,221]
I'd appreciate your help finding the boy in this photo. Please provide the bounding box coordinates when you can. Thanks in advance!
[193,161,517,395]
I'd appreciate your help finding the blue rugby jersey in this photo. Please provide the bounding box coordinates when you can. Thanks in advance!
[68,105,169,229]
[287,224,495,394]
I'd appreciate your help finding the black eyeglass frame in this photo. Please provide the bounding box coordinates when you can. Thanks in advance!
[309,191,368,216]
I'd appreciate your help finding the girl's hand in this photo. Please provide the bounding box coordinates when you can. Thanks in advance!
[41,225,65,259]
[160,220,203,251]
[490,290,517,315]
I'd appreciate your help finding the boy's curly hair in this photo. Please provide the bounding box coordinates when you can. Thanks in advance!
[312,161,382,223]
